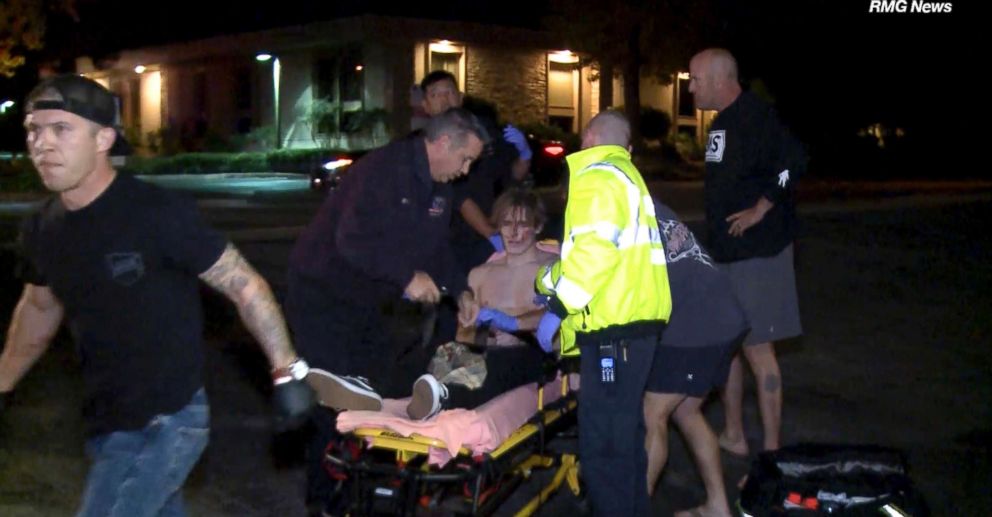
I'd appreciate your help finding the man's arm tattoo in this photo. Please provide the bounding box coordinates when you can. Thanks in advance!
[200,244,295,367]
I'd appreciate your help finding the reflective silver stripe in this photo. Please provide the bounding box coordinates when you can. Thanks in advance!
[643,195,656,217]
[571,222,622,244]
[540,265,556,292]
[616,224,663,250]
[650,248,667,264]
[556,275,593,308]
[577,161,643,251]
[564,222,623,259]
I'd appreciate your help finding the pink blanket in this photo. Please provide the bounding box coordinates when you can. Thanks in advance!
[336,377,569,466]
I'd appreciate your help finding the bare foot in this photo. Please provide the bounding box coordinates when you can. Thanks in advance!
[718,432,749,458]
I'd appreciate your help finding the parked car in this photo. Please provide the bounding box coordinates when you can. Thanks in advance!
[527,136,569,187]
[309,151,366,191]
[310,135,569,191]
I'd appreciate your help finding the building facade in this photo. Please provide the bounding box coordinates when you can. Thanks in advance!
[76,15,699,153]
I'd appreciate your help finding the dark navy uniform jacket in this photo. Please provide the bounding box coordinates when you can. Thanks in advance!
[289,136,465,305]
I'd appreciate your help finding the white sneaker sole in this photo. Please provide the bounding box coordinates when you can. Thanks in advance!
[407,374,442,420]
[306,369,382,411]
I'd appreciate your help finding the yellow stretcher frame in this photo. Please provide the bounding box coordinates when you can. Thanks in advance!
[333,376,581,516]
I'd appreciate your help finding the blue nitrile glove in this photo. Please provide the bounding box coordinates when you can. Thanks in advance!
[536,312,562,353]
[503,125,532,161]
[476,307,519,333]
[488,233,504,252]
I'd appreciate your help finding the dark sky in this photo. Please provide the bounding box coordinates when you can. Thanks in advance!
[52,0,967,121]
[11,0,972,158]
[716,0,969,131]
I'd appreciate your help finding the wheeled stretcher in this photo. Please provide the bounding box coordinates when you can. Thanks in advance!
[327,371,581,516]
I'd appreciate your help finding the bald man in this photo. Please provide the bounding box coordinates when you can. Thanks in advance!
[535,110,671,516]
[688,48,806,457]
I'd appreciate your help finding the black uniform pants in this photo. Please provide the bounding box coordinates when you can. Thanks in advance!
[577,334,658,517]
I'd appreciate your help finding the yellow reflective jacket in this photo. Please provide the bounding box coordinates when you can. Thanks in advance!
[536,145,672,356]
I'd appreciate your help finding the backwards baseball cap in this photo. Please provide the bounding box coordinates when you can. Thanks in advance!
[25,74,133,156]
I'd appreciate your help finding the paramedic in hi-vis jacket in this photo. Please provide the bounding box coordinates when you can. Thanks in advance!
[536,110,672,516]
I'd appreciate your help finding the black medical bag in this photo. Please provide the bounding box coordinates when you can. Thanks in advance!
[738,443,929,516]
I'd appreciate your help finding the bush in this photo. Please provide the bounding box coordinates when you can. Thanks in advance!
[671,131,704,162]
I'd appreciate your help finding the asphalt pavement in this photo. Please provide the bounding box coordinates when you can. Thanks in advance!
[1,178,991,516]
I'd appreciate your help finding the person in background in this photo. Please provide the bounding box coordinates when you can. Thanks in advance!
[688,48,806,456]
[418,70,532,277]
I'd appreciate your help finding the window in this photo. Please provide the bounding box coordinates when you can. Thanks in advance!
[677,74,694,118]
[548,55,578,132]
[313,47,365,134]
[235,68,252,133]
[427,41,465,89]
[430,51,460,77]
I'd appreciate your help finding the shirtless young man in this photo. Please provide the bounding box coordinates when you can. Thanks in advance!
[405,188,557,419]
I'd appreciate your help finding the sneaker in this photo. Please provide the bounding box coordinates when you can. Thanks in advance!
[306,369,383,411]
[406,374,449,420]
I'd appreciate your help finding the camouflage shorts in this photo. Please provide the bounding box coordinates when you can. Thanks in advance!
[428,341,487,389]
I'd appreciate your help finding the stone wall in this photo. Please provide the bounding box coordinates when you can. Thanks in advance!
[465,47,547,125]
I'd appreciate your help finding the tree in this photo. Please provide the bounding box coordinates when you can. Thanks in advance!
[546,0,715,146]
[0,0,76,78]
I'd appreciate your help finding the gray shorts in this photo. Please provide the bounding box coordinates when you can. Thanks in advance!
[719,244,802,346]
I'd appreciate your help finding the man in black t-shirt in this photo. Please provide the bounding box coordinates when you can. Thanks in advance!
[0,75,314,517]
[689,48,806,458]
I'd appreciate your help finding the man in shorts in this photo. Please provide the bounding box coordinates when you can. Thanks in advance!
[643,201,749,517]
[689,48,806,455]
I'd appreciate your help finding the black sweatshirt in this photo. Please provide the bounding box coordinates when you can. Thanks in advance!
[289,136,466,305]
[704,91,807,262]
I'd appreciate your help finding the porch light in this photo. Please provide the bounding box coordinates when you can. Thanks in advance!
[256,53,281,148]
[134,65,146,74]
[430,40,462,54]
[549,50,578,64]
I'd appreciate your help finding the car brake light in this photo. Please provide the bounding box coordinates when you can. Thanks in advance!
[323,158,354,170]
[543,145,565,157]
